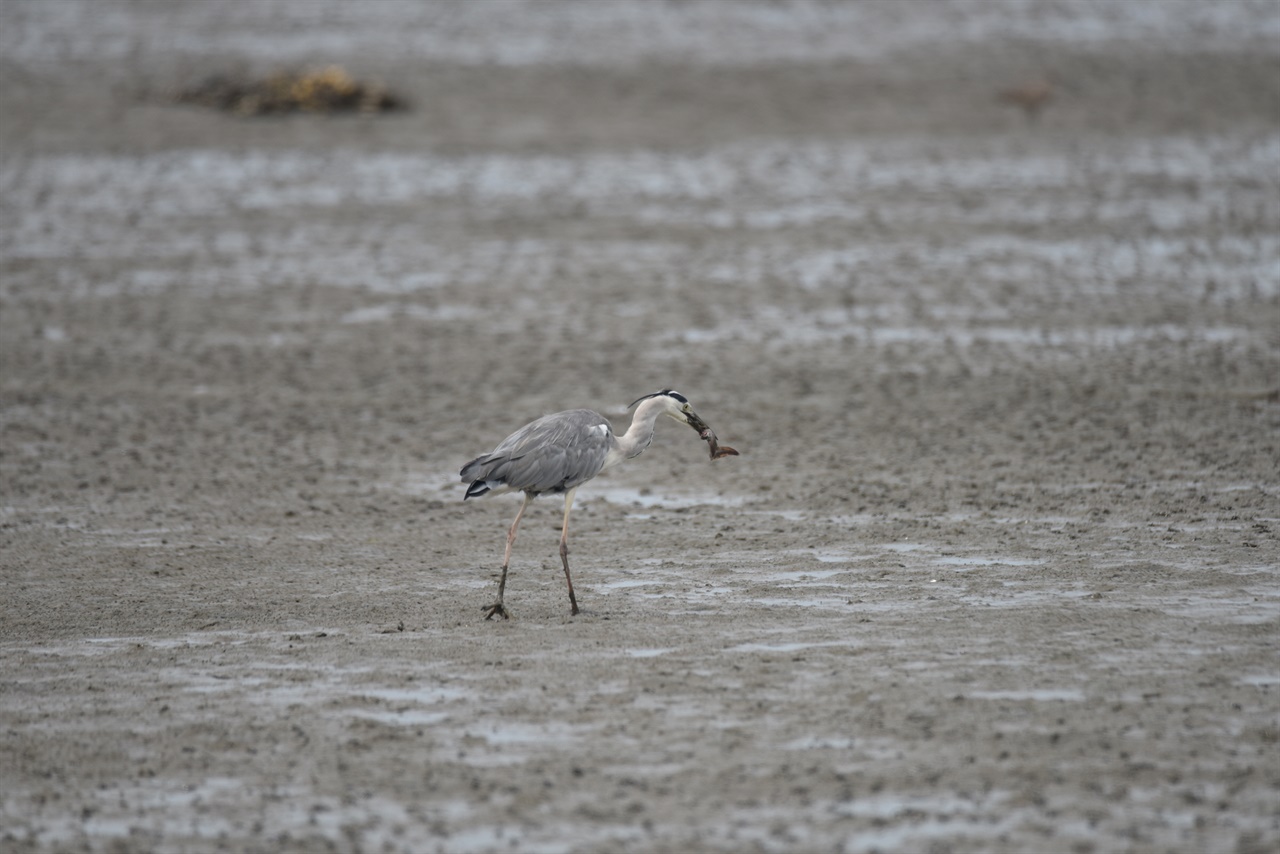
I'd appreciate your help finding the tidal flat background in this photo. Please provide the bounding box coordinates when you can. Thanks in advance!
[2,2,1278,851]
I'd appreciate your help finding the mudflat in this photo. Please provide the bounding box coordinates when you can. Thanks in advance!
[2,3,1278,852]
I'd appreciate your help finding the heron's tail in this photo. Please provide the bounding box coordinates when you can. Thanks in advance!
[460,456,496,500]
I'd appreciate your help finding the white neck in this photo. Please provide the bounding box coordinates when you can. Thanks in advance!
[604,397,670,469]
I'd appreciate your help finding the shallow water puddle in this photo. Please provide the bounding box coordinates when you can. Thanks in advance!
[765,565,856,580]
[729,639,861,654]
[745,508,809,522]
[589,486,745,509]
[624,647,676,658]
[355,684,472,706]
[779,548,875,566]
[741,594,853,610]
[477,720,593,747]
[966,688,1086,702]
[596,577,666,590]
[881,542,930,553]
[933,555,1045,569]
[349,708,452,727]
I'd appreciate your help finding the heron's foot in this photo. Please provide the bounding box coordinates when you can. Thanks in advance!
[484,602,510,621]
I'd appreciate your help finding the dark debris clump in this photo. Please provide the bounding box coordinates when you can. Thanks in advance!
[175,66,403,115]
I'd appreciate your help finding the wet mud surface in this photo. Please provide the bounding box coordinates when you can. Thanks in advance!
[2,2,1279,852]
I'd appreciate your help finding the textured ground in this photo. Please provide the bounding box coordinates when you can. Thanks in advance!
[2,2,1279,852]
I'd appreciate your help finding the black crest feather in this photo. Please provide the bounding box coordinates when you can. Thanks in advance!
[629,389,688,409]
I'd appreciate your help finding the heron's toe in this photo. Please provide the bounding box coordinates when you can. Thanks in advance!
[484,602,510,621]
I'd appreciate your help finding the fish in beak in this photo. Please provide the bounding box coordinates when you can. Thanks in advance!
[684,409,739,461]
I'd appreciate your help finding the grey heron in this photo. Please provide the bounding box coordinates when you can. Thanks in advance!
[460,389,736,620]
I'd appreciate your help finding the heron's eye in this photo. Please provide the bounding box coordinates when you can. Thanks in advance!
[683,404,690,412]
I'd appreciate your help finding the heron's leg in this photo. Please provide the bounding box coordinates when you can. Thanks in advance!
[486,493,530,620]
[559,487,580,616]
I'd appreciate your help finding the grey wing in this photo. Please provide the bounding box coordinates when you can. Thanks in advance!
[461,409,614,496]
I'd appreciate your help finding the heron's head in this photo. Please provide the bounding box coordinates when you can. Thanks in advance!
[628,389,709,432]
